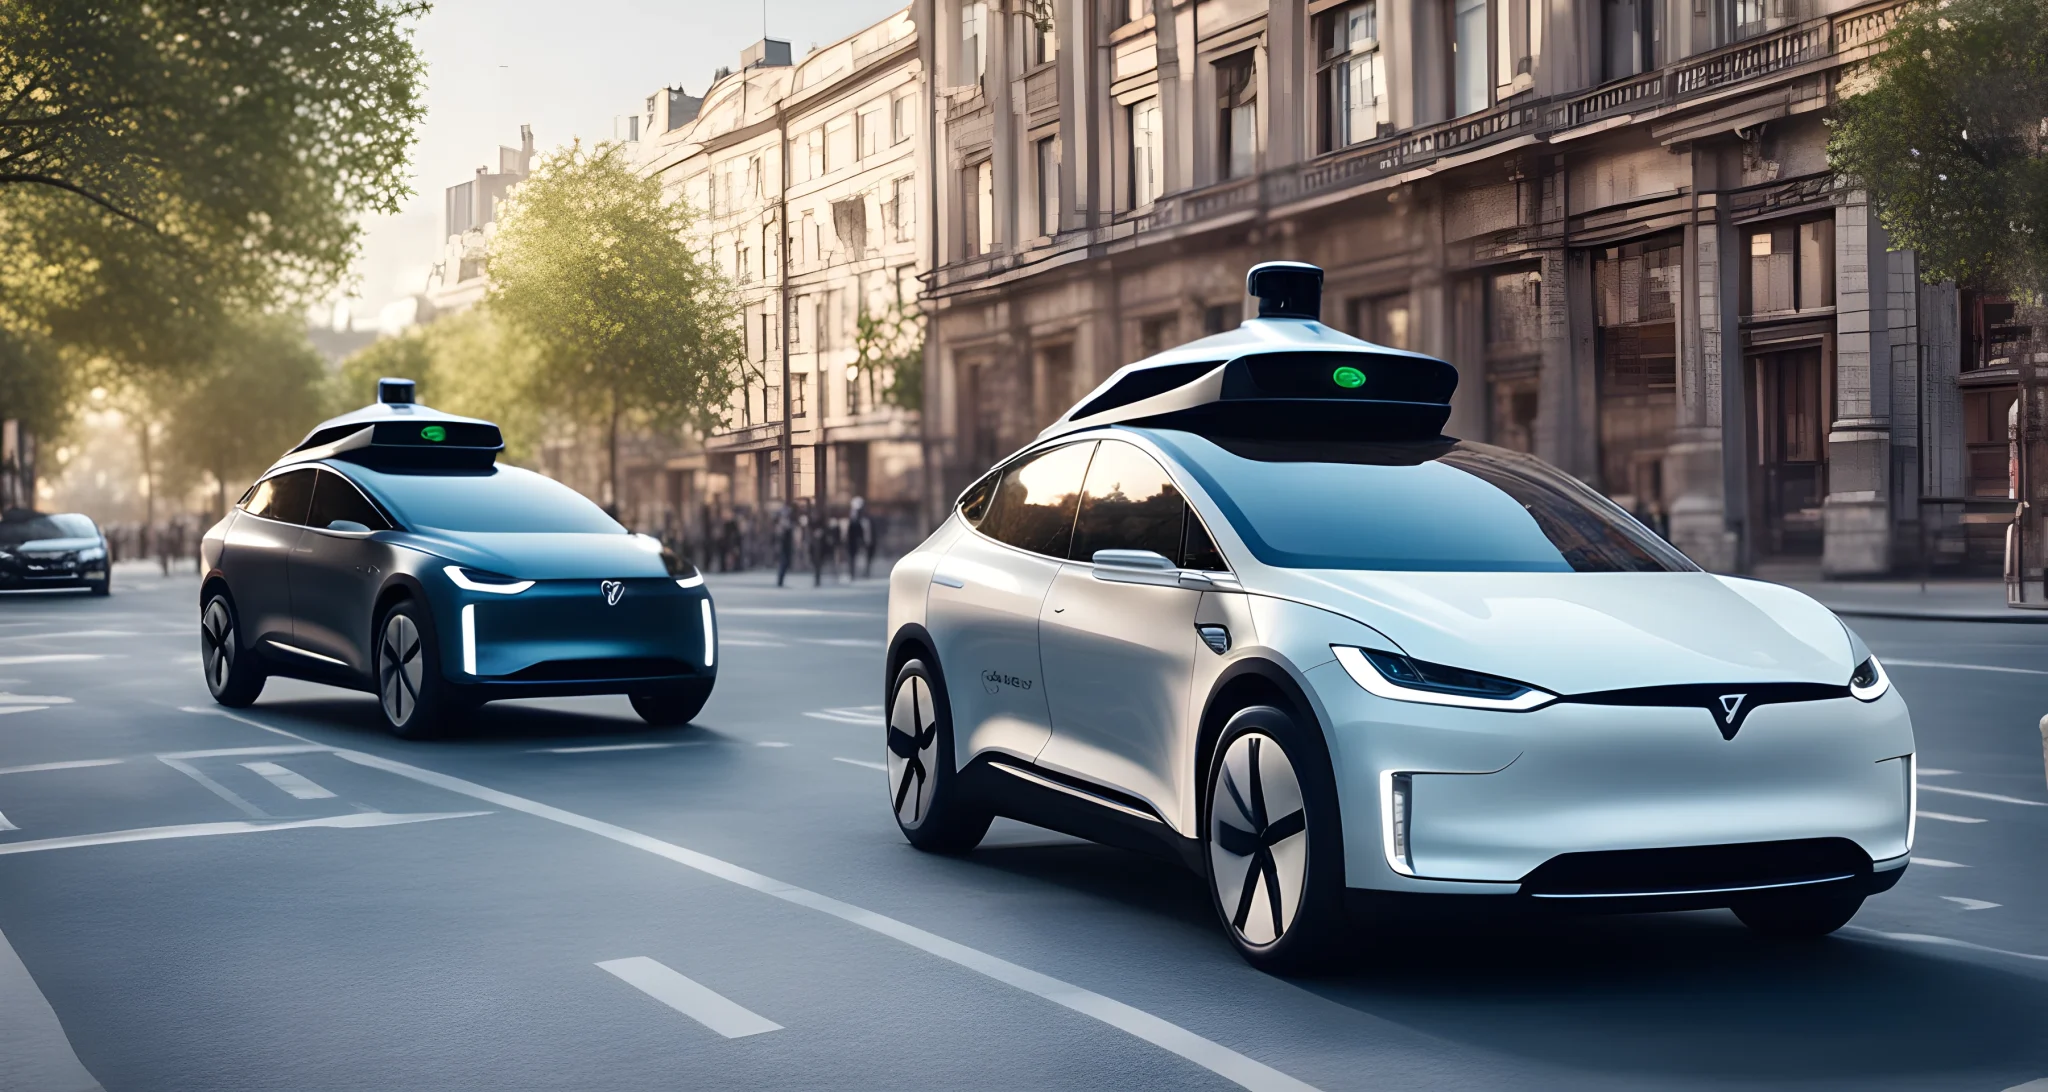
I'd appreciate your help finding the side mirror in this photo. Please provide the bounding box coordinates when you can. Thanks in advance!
[326,519,371,534]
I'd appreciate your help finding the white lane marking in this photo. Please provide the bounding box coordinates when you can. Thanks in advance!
[797,637,885,649]
[0,919,104,1092]
[1920,784,2047,807]
[1912,857,1969,868]
[0,655,112,666]
[805,708,886,726]
[1918,768,1958,776]
[1884,659,2048,676]
[531,742,684,754]
[721,639,788,648]
[158,756,269,819]
[756,741,791,748]
[179,705,321,743]
[0,706,51,717]
[161,744,330,761]
[1940,896,2001,911]
[0,811,490,857]
[0,810,15,832]
[715,607,883,619]
[331,748,1320,1092]
[596,957,783,1039]
[0,693,72,705]
[0,759,123,776]
[1847,926,2048,964]
[2002,1080,2048,1092]
[832,756,887,771]
[1916,810,1985,824]
[0,630,136,641]
[241,761,337,801]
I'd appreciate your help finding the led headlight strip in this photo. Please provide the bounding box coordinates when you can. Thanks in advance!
[445,565,534,595]
[1333,645,1555,712]
[1849,656,1890,702]
[674,572,705,589]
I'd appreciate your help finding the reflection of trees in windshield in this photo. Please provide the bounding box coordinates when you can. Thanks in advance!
[0,515,96,545]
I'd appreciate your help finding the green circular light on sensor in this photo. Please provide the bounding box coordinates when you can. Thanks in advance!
[1331,365,1367,389]
[420,425,446,442]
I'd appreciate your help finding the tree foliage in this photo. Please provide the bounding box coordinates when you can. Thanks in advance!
[1828,0,2048,297]
[854,297,926,413]
[161,313,331,514]
[0,0,429,368]
[334,308,541,462]
[487,141,743,506]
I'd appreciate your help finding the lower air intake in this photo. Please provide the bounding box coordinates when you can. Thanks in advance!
[1518,838,1872,898]
[503,657,696,682]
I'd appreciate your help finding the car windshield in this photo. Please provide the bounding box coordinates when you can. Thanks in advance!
[348,464,623,534]
[1139,429,1697,573]
[0,514,96,546]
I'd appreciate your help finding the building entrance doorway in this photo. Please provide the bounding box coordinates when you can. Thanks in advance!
[1748,347,1827,558]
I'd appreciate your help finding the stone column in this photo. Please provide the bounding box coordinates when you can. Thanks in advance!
[1668,162,1738,572]
[1823,191,1894,576]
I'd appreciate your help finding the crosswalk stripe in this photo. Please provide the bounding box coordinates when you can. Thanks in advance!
[597,957,781,1039]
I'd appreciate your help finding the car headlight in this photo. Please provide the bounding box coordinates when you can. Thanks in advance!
[1333,645,1555,712]
[674,569,705,589]
[444,565,534,594]
[76,546,106,563]
[1843,626,1890,702]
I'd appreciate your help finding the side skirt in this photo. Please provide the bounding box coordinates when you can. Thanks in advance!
[961,754,1201,872]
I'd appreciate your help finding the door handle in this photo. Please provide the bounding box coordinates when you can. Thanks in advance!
[932,572,965,589]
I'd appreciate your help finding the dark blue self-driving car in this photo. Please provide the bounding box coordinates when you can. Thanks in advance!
[199,379,716,737]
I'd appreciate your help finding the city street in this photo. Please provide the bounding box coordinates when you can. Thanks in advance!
[2,566,2046,1092]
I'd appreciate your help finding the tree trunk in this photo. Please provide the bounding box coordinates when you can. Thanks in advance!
[138,419,155,552]
[607,386,621,519]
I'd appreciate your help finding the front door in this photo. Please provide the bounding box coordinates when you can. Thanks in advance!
[1037,439,1206,822]
[1749,348,1827,557]
[222,467,316,647]
[924,441,1096,767]
[290,469,395,673]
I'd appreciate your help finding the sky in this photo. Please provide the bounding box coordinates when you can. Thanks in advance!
[330,0,909,331]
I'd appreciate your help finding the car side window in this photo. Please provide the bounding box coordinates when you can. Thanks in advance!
[977,441,1096,558]
[1070,440,1185,563]
[308,470,394,532]
[1181,510,1228,571]
[243,468,317,525]
[957,469,999,526]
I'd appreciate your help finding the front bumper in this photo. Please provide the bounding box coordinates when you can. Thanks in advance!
[1306,660,1916,898]
[437,576,715,696]
[0,560,107,589]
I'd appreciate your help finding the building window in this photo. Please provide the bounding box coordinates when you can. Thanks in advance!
[790,295,807,350]
[1111,0,1143,29]
[1453,0,1490,117]
[891,176,917,242]
[1743,219,1833,317]
[1483,269,1543,455]
[1963,388,2018,496]
[892,90,917,143]
[1215,53,1258,180]
[1128,97,1163,207]
[960,1,987,83]
[825,117,854,175]
[1318,2,1384,152]
[963,159,994,256]
[798,209,816,267]
[1035,136,1061,236]
[1032,10,1058,65]
[1964,292,2031,370]
[804,128,825,180]
[1733,0,1767,40]
[792,372,809,418]
[858,102,886,159]
[1203,304,1239,334]
[1349,292,1413,349]
[1595,237,1681,531]
[1603,0,1645,81]
[1498,0,1540,94]
[1139,315,1174,357]
[737,243,753,284]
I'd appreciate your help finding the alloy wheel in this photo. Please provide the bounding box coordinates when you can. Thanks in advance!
[200,599,234,693]
[887,673,939,825]
[379,613,424,726]
[1209,731,1310,946]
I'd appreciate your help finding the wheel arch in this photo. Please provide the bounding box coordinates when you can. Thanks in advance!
[1194,657,1336,838]
[885,623,942,708]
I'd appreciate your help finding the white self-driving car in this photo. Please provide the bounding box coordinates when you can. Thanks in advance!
[883,262,1913,971]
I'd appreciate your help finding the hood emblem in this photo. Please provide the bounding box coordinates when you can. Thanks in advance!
[601,579,624,605]
[1719,693,1745,719]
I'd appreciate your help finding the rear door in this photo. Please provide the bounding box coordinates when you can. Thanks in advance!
[222,468,316,647]
[1037,439,1212,822]
[925,441,1095,767]
[290,468,396,673]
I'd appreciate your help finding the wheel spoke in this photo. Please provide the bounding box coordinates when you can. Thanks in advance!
[1214,818,1262,857]
[1261,852,1287,934]
[1231,850,1264,930]
[1263,808,1306,846]
[1245,737,1269,829]
[1220,763,1256,832]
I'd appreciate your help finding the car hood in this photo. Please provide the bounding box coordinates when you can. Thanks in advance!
[393,531,670,580]
[1264,569,1856,694]
[1,537,99,554]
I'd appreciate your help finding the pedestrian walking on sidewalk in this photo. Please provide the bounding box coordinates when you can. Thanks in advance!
[774,504,795,587]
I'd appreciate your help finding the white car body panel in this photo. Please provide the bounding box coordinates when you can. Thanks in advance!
[926,530,1061,764]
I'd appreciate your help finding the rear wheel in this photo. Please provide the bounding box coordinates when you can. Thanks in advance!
[200,593,265,707]
[887,658,990,853]
[1734,891,1864,939]
[1204,706,1346,974]
[375,600,464,739]
[630,682,713,726]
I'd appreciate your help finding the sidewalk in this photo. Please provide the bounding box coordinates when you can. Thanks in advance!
[1775,578,2048,624]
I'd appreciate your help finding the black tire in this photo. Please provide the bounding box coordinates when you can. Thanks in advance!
[1203,705,1347,974]
[374,599,465,739]
[630,681,713,726]
[200,592,265,707]
[886,658,991,853]
[1734,891,1864,939]
[90,572,111,597]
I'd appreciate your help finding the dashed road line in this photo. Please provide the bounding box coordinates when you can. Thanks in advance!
[832,756,886,771]
[1918,768,1958,776]
[715,607,884,619]
[0,654,112,666]
[0,693,72,706]
[797,637,885,649]
[0,706,51,717]
[756,741,791,748]
[1916,810,1985,824]
[1911,857,1969,868]
[1940,896,2000,911]
[330,746,1321,1092]
[158,756,269,819]
[0,811,490,857]
[0,630,137,641]
[0,810,15,832]
[0,759,123,776]
[805,708,886,726]
[1885,659,2048,676]
[721,639,789,648]
[1920,784,2046,807]
[241,761,337,800]
[597,957,782,1039]
[531,742,687,754]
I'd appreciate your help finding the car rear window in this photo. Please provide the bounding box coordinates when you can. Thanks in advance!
[1141,429,1697,573]
[349,464,622,534]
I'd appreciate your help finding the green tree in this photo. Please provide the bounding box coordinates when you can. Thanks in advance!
[853,297,926,413]
[0,0,430,368]
[163,314,331,516]
[335,308,541,461]
[487,141,743,508]
[1827,0,2048,297]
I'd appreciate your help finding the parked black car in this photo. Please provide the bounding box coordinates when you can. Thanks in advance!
[0,509,111,595]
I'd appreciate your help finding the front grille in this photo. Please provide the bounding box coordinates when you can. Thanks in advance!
[1519,838,1871,898]
[501,657,696,682]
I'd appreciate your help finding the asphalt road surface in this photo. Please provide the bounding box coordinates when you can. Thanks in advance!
[2,565,2046,1092]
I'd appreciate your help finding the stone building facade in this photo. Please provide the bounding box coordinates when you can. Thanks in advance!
[633,10,927,541]
[915,0,2028,578]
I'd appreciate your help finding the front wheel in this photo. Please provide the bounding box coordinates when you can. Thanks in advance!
[630,681,713,726]
[200,593,265,707]
[1734,891,1864,939]
[886,658,990,853]
[375,600,465,739]
[1204,705,1347,974]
